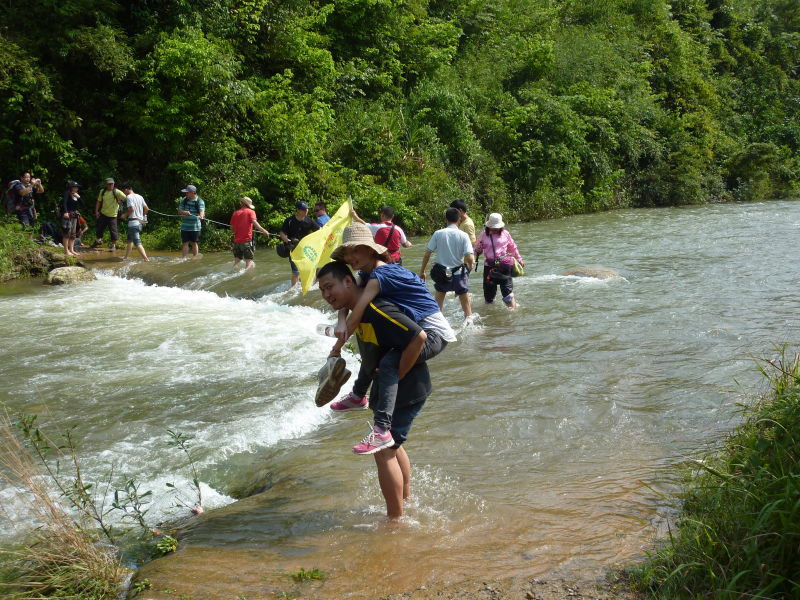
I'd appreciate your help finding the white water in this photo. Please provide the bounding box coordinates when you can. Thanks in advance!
[2,201,800,596]
[0,272,358,533]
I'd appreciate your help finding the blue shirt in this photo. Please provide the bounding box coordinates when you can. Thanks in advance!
[316,214,330,226]
[368,264,440,322]
[179,196,204,231]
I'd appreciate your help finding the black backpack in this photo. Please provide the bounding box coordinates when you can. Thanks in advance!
[5,180,20,214]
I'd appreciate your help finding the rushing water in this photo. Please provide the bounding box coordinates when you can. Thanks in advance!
[1,201,799,597]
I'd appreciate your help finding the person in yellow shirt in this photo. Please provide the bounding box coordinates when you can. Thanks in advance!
[450,199,476,244]
[92,177,126,250]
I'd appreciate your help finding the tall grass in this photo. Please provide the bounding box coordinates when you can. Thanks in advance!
[631,349,800,599]
[0,414,129,599]
[0,219,39,281]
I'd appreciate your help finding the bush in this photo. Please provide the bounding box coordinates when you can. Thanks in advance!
[631,349,800,599]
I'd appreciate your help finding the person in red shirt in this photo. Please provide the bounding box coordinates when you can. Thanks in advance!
[351,205,412,265]
[230,197,270,269]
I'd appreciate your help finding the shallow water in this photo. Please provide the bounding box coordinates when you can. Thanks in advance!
[1,201,799,596]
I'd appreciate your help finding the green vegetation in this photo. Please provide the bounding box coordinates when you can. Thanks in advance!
[0,413,213,599]
[289,567,326,582]
[1,0,798,245]
[631,349,800,599]
[0,414,129,600]
[0,216,74,280]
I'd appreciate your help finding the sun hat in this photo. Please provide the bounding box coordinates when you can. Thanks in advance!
[181,184,197,194]
[330,222,388,261]
[484,212,505,229]
[104,177,115,185]
[240,197,255,209]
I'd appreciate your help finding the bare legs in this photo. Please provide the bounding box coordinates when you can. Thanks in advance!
[182,242,199,258]
[458,292,473,317]
[124,242,149,261]
[373,446,412,519]
[62,235,78,257]
[434,290,473,319]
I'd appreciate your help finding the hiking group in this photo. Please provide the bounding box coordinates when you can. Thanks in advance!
[5,174,525,520]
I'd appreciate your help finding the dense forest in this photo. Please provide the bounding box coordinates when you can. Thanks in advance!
[1,0,798,235]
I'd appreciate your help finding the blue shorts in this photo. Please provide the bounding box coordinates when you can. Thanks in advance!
[389,397,426,448]
[289,259,299,275]
[433,267,470,295]
[127,222,142,244]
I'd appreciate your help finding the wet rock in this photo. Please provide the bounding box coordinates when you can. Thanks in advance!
[561,267,621,279]
[45,266,96,285]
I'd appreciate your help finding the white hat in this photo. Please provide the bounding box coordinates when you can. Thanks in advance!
[484,213,505,229]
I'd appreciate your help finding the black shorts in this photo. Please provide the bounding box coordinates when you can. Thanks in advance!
[181,230,201,243]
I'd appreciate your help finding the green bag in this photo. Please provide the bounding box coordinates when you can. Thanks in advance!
[511,258,524,277]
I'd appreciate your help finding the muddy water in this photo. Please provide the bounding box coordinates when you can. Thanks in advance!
[2,201,799,597]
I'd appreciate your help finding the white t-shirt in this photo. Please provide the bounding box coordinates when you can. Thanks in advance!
[426,224,473,268]
[125,193,148,224]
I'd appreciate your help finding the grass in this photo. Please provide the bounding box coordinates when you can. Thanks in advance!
[630,348,800,599]
[0,219,41,281]
[0,413,129,599]
[289,567,325,582]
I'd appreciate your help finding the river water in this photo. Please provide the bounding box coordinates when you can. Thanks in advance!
[1,201,799,597]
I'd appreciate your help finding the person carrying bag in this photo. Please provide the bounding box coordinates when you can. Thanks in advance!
[473,212,524,309]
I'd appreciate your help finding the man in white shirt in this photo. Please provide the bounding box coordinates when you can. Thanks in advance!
[419,207,475,320]
[120,182,150,261]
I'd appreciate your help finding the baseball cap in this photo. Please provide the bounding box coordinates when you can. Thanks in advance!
[105,178,115,185]
[181,185,197,193]
[295,201,309,210]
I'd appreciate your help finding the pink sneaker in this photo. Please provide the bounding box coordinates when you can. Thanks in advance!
[330,391,368,411]
[352,424,394,455]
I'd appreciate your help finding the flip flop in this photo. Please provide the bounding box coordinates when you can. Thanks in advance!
[315,357,351,407]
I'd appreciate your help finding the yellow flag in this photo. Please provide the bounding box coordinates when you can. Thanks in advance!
[291,198,352,294]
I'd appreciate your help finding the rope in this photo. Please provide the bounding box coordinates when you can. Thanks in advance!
[147,208,279,237]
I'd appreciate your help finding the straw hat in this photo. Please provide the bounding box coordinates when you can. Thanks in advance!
[484,212,505,229]
[330,222,388,261]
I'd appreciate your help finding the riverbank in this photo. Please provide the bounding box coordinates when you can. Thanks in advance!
[0,223,72,282]
[2,204,799,600]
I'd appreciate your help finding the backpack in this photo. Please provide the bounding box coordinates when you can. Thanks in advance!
[6,180,20,214]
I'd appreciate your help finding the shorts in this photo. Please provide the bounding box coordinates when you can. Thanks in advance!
[61,217,78,237]
[17,209,35,228]
[289,259,299,274]
[370,361,432,447]
[433,266,470,295]
[127,222,142,244]
[233,241,254,260]
[389,396,427,448]
[181,230,201,243]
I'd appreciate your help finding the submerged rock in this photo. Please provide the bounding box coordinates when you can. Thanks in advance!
[46,266,96,285]
[561,267,621,279]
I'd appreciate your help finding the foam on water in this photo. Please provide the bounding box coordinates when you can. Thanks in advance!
[0,272,354,535]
